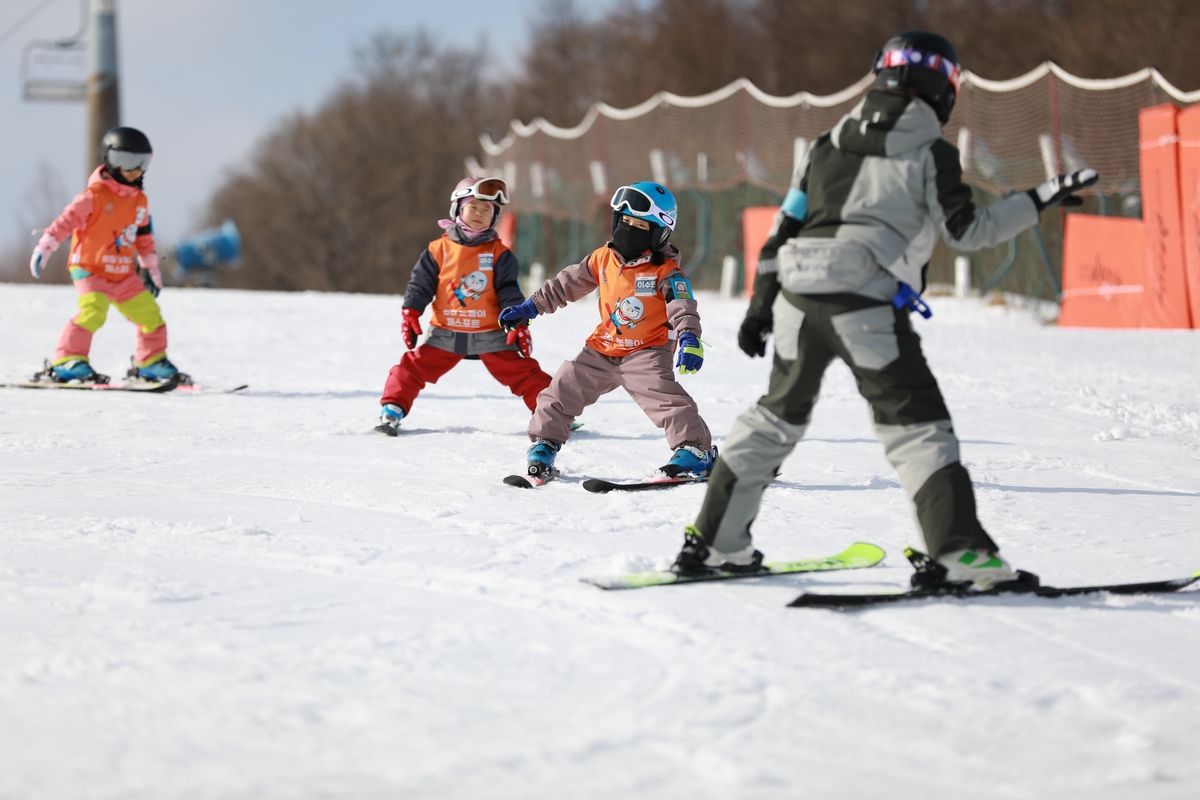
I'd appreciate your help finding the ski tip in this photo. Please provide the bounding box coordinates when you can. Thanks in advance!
[842,542,887,565]
[503,475,534,489]
[581,479,612,494]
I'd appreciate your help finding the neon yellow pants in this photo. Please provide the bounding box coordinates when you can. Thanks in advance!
[54,272,168,366]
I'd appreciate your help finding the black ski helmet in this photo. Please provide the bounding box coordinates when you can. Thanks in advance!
[873,31,961,124]
[100,126,153,177]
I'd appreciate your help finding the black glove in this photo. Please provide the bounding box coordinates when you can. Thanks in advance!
[137,267,161,298]
[738,315,772,358]
[1028,169,1098,212]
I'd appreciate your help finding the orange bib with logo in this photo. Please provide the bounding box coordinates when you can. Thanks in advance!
[586,247,679,357]
[70,182,149,281]
[428,236,509,332]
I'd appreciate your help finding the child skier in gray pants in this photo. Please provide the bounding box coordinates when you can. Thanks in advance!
[498,182,714,486]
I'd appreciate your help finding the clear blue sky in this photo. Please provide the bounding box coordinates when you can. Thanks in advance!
[0,0,576,255]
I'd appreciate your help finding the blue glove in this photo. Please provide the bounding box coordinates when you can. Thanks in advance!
[499,299,538,331]
[676,332,704,375]
[892,283,932,319]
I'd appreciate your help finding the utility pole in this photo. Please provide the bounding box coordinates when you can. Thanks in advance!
[86,0,119,177]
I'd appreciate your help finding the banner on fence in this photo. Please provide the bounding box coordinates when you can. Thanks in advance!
[1059,215,1145,328]
[1137,104,1192,328]
[1176,104,1200,327]
[742,207,778,296]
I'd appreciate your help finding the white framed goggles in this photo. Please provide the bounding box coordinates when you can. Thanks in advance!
[610,186,676,230]
[875,48,962,93]
[107,149,153,173]
[452,177,510,206]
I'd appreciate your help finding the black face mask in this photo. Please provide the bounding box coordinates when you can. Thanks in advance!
[104,166,144,189]
[611,219,655,261]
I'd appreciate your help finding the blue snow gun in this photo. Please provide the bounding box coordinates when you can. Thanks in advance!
[173,219,242,277]
[892,282,932,319]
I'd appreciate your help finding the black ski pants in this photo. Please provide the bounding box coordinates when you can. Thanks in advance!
[694,290,997,559]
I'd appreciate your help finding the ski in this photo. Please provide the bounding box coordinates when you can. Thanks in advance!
[582,542,886,590]
[789,570,1200,610]
[582,475,706,494]
[1,379,177,393]
[503,469,560,489]
[172,383,248,394]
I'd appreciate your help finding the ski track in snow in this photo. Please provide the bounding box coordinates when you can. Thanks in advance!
[1,283,1199,799]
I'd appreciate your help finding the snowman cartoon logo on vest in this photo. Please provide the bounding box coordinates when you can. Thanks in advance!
[113,223,139,254]
[453,270,489,307]
[606,296,644,334]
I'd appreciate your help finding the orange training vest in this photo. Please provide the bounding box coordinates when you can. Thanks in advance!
[70,182,149,281]
[586,247,681,356]
[427,236,509,332]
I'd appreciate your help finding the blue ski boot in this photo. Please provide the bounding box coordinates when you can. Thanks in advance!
[658,445,717,478]
[526,439,561,483]
[375,403,405,436]
[130,356,190,384]
[48,358,109,384]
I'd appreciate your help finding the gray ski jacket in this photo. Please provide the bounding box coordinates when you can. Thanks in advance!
[760,89,1038,304]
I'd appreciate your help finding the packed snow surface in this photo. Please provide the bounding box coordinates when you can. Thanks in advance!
[2,283,1199,799]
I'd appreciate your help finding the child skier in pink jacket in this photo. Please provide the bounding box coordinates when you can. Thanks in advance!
[29,127,187,384]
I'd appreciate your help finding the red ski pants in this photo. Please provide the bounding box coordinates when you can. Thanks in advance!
[380,344,552,416]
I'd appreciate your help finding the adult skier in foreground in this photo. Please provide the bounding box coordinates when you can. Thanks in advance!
[671,31,1097,589]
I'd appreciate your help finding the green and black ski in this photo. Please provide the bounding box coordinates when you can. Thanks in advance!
[790,570,1200,610]
[582,542,885,590]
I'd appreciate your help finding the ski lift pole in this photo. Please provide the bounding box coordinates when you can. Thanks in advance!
[86,0,120,175]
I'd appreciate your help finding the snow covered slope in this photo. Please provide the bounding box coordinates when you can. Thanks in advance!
[2,283,1198,799]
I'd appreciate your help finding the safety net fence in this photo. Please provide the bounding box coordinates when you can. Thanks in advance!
[476,64,1200,302]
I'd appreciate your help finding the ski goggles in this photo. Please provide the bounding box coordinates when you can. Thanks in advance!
[609,186,676,230]
[107,149,153,173]
[874,48,962,93]
[452,178,510,205]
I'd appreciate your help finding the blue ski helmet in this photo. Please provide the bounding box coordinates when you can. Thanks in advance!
[610,182,677,248]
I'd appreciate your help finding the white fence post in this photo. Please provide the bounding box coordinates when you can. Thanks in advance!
[720,255,738,299]
[954,256,971,298]
[526,262,546,296]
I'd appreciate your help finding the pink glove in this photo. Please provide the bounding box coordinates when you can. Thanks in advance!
[30,233,59,279]
[401,307,423,350]
[506,323,532,358]
[138,252,163,289]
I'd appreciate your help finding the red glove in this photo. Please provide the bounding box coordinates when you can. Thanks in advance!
[506,323,532,358]
[401,307,423,350]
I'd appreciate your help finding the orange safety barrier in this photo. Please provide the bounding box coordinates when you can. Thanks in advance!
[1177,104,1200,327]
[742,206,779,297]
[1137,104,1192,328]
[495,213,516,250]
[1059,215,1145,328]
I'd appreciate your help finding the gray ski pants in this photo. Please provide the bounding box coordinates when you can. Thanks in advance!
[529,343,711,449]
[694,290,996,559]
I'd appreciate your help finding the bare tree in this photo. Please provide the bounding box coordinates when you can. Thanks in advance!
[205,32,506,293]
[0,162,74,284]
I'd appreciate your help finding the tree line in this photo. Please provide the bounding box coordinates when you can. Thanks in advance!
[8,0,1193,290]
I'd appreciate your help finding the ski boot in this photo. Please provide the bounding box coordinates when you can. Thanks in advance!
[44,358,109,384]
[907,547,1039,592]
[525,439,562,483]
[671,524,763,577]
[375,403,405,436]
[127,355,191,385]
[657,445,717,478]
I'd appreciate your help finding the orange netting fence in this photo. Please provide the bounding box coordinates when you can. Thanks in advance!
[477,64,1200,301]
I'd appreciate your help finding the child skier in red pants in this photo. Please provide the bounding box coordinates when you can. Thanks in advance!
[29,127,186,384]
[376,177,552,434]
